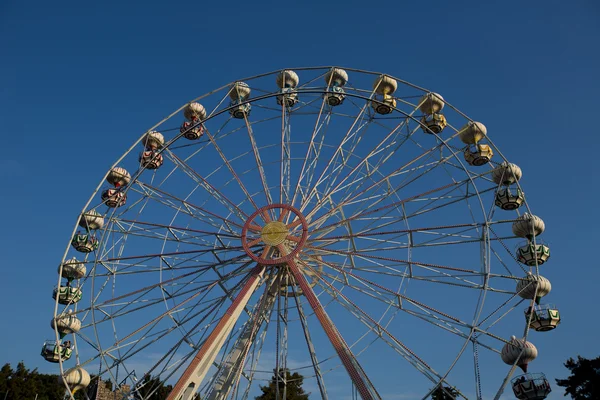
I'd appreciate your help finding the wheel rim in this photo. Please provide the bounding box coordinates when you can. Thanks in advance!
[49,67,556,400]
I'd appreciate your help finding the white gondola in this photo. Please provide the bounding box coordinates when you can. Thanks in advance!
[458,121,487,144]
[372,94,396,114]
[78,210,104,231]
[277,87,299,107]
[516,273,551,303]
[229,82,252,119]
[181,103,206,139]
[492,162,522,185]
[52,313,82,338]
[495,187,525,210]
[180,120,204,140]
[183,102,207,122]
[419,93,447,133]
[229,101,251,119]
[371,75,397,115]
[103,167,130,206]
[464,144,494,166]
[511,373,552,400]
[276,70,300,107]
[512,214,545,239]
[142,131,165,150]
[139,132,165,169]
[493,162,524,210]
[53,286,83,305]
[41,340,73,363]
[139,149,164,170]
[517,242,551,266]
[420,112,447,134]
[61,367,91,394]
[101,187,127,207]
[525,304,561,332]
[106,167,131,187]
[71,232,99,253]
[419,92,445,115]
[501,335,538,372]
[60,258,86,280]
[324,68,348,106]
[458,122,493,164]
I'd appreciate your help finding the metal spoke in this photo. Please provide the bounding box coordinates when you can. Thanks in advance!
[203,127,262,213]
[243,111,274,207]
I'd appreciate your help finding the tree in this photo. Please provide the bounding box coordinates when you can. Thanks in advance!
[0,363,12,398]
[134,374,174,399]
[256,368,309,400]
[431,385,458,400]
[556,355,600,399]
[0,362,65,400]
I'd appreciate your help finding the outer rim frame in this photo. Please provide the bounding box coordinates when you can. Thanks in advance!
[50,66,545,400]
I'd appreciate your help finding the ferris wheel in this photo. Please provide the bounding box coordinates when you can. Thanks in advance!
[44,67,561,400]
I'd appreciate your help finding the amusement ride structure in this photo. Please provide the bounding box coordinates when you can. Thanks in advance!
[45,67,560,400]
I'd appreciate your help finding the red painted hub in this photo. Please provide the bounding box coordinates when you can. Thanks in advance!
[241,204,308,265]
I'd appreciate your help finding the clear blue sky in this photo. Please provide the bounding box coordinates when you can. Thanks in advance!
[1,1,599,399]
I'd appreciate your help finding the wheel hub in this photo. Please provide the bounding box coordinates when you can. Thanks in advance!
[241,204,308,265]
[261,221,289,246]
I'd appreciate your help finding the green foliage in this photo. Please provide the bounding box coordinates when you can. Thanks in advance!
[0,361,308,400]
[255,368,309,400]
[556,355,600,399]
[0,362,64,400]
[0,361,122,400]
[431,385,458,400]
[135,374,174,399]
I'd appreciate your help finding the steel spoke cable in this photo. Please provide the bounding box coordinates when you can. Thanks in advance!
[113,218,241,240]
[309,266,460,386]
[297,100,371,214]
[279,99,290,205]
[202,126,263,214]
[121,288,236,391]
[82,253,251,312]
[163,149,250,222]
[124,186,240,236]
[289,86,333,207]
[137,182,246,230]
[308,179,461,237]
[303,124,460,229]
[307,154,453,236]
[303,253,468,326]
[305,245,481,277]
[308,222,481,242]
[306,269,460,395]
[242,110,274,207]
[301,103,421,218]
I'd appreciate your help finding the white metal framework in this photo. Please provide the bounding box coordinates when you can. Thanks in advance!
[49,67,558,400]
